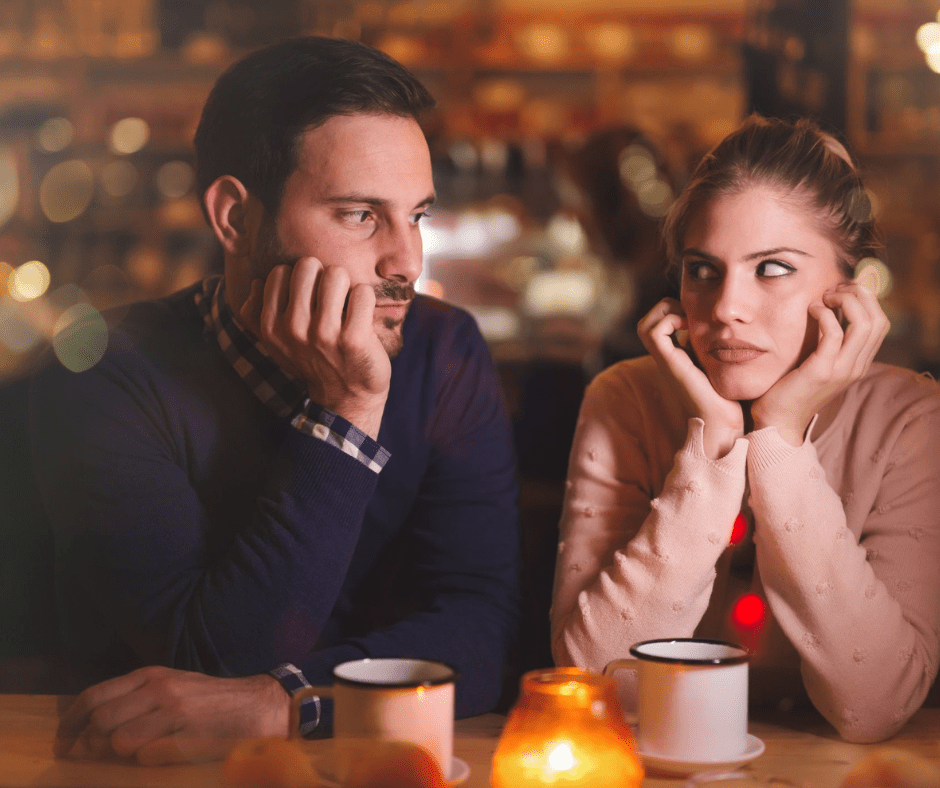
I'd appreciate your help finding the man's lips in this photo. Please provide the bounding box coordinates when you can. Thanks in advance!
[707,340,766,363]
[373,300,412,319]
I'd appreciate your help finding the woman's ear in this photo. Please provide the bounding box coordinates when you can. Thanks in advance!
[203,175,261,257]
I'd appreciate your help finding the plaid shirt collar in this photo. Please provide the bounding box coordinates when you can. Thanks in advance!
[194,275,307,418]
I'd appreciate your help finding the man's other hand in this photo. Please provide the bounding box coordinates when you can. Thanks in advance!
[55,666,290,765]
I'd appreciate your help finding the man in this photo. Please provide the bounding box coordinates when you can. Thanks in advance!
[30,36,519,765]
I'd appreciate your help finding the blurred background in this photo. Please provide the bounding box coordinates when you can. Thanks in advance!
[3,0,940,686]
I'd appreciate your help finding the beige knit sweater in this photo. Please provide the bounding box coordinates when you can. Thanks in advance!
[552,357,940,742]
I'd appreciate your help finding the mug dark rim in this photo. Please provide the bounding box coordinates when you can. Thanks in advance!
[628,637,749,666]
[332,657,459,689]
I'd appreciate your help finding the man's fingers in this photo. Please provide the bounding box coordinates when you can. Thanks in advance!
[55,670,151,756]
[314,266,350,339]
[260,265,291,339]
[344,283,377,339]
[285,257,322,342]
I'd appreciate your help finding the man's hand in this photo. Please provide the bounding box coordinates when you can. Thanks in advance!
[638,298,745,459]
[750,281,889,446]
[239,258,391,439]
[55,667,290,766]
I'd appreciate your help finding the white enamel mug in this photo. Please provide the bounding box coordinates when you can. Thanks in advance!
[290,658,456,777]
[604,638,749,762]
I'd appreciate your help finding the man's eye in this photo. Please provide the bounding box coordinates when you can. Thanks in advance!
[411,210,429,224]
[758,260,794,277]
[343,210,373,223]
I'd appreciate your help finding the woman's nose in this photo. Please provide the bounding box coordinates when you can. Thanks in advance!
[711,276,753,324]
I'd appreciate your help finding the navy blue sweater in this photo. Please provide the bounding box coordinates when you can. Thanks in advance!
[29,285,520,718]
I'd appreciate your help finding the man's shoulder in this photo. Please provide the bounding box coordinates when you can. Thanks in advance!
[105,282,205,347]
[401,295,487,357]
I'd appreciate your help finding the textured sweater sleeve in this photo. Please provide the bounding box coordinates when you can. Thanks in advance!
[746,392,940,743]
[551,367,748,674]
[29,333,379,681]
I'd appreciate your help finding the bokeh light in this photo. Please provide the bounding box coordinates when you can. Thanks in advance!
[100,160,138,198]
[9,261,50,302]
[732,593,767,631]
[109,117,150,155]
[36,117,74,152]
[0,147,20,229]
[156,160,194,199]
[524,271,595,317]
[585,23,636,61]
[730,512,747,546]
[916,22,940,53]
[854,257,893,299]
[52,302,108,373]
[0,296,42,353]
[39,159,94,222]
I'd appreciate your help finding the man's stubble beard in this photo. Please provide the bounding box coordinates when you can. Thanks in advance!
[253,217,414,359]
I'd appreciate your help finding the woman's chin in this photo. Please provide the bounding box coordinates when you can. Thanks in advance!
[707,372,773,403]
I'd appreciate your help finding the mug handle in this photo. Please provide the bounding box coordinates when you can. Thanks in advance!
[603,658,639,726]
[289,685,333,740]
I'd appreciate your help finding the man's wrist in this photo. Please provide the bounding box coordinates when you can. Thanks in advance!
[268,663,320,738]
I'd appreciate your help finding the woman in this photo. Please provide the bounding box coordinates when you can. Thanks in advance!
[551,115,940,743]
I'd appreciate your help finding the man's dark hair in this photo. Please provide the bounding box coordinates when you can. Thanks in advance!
[194,36,436,217]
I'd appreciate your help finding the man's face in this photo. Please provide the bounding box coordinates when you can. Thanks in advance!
[250,113,435,357]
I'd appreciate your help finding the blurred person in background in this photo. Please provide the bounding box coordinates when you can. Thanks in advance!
[30,35,519,764]
[552,115,940,743]
[559,126,680,371]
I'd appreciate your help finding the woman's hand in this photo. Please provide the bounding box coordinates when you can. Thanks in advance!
[750,281,890,446]
[638,298,745,459]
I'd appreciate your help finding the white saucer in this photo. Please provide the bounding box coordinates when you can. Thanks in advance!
[315,753,470,786]
[638,734,766,777]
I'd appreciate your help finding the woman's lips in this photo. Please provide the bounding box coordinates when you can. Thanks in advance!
[708,342,766,363]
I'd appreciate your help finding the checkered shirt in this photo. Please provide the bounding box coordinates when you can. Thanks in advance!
[194,275,390,473]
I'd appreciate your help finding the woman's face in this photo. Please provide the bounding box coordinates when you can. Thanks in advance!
[680,183,848,401]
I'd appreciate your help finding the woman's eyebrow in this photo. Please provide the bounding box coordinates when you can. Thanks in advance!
[743,246,810,261]
[680,246,811,261]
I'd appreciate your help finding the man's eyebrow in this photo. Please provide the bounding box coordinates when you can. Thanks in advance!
[680,246,810,261]
[322,193,436,210]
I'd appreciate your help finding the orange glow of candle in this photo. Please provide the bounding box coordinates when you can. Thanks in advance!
[491,668,643,788]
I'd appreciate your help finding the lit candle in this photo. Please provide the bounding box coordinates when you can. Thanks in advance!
[491,668,643,788]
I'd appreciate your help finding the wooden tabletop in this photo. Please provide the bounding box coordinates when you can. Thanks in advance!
[1,694,939,787]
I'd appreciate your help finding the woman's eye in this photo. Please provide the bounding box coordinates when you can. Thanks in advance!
[758,260,794,277]
[685,261,717,281]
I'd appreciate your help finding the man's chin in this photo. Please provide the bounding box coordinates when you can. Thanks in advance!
[377,323,405,359]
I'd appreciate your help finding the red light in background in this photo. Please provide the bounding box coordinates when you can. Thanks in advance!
[730,513,746,546]
[732,593,766,630]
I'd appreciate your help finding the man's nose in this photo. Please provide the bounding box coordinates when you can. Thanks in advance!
[376,220,423,283]
[711,274,753,324]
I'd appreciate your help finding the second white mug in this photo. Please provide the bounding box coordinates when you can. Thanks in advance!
[604,638,749,762]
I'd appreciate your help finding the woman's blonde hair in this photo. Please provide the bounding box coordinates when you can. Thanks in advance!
[663,115,880,281]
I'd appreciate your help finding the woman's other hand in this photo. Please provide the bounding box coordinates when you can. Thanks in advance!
[639,298,745,459]
[750,281,890,446]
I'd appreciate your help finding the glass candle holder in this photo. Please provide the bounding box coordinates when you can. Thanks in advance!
[491,667,644,788]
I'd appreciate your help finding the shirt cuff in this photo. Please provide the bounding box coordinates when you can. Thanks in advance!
[291,399,391,473]
[268,663,320,737]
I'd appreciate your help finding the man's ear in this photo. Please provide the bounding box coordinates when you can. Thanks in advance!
[203,175,261,256]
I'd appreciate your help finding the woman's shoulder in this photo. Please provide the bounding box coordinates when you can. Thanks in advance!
[588,355,664,399]
[851,363,940,415]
